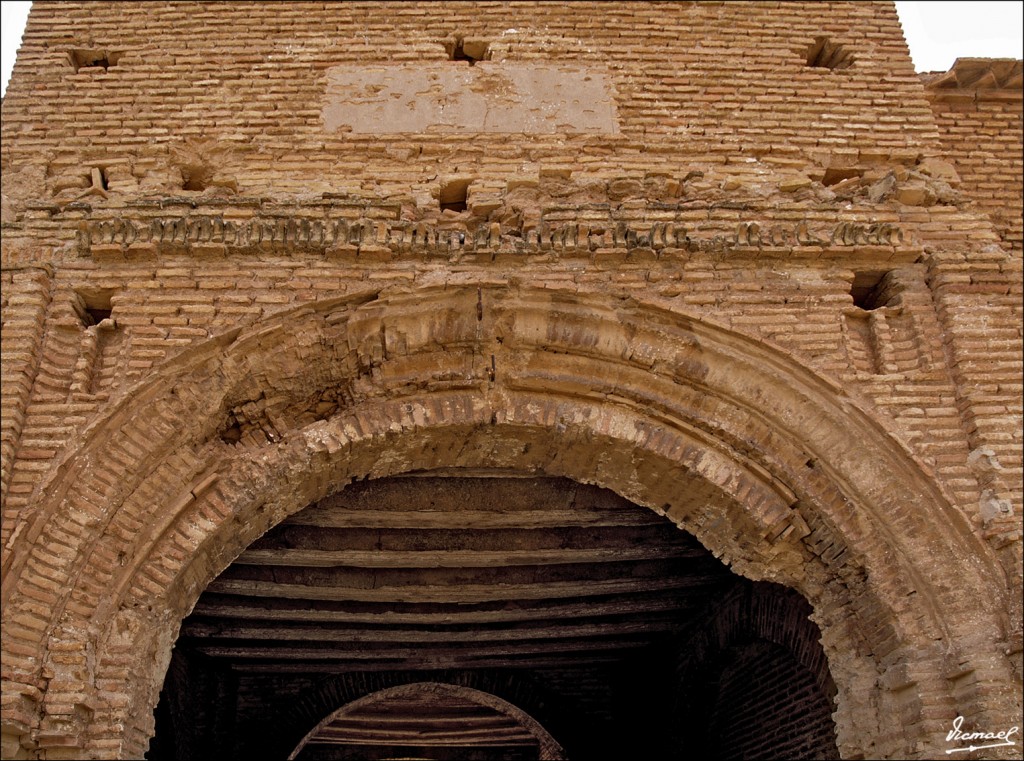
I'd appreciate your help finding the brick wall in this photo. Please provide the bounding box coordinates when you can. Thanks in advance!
[923,59,1024,255]
[921,61,1023,569]
[706,641,839,760]
[0,267,52,505]
[1,3,1020,759]
[1,1,937,206]
[2,3,1014,535]
[670,583,840,760]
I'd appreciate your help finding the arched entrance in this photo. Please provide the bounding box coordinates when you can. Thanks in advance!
[147,476,840,760]
[1,285,1015,759]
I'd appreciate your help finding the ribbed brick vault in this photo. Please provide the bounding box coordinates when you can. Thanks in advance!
[1,285,1016,759]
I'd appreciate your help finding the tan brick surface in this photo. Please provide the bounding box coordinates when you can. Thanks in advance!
[1,3,1020,759]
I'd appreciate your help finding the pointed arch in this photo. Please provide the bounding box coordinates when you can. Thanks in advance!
[1,285,1015,759]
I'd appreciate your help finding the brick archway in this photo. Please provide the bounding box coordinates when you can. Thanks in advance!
[1,285,1015,759]
[263,670,569,761]
[288,681,566,760]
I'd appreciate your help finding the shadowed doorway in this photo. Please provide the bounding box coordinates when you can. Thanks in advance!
[148,476,839,760]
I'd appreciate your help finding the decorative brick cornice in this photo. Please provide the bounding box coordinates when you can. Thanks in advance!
[922,58,1023,101]
[67,203,908,261]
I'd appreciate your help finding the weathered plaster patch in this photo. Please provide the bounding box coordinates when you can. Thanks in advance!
[322,63,619,134]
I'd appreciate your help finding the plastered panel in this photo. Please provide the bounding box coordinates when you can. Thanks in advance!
[323,63,619,134]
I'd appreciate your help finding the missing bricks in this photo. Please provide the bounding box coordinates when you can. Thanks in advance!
[850,271,893,311]
[804,37,854,70]
[439,179,471,212]
[75,289,115,326]
[445,37,490,65]
[69,48,121,72]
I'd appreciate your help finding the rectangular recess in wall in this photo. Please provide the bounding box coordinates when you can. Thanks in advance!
[323,63,619,134]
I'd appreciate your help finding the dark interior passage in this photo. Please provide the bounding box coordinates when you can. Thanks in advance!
[147,476,839,760]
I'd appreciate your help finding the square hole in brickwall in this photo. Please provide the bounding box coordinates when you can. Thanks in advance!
[69,48,121,72]
[821,167,863,187]
[92,167,109,191]
[180,165,213,191]
[439,179,471,212]
[444,37,490,65]
[804,37,854,70]
[850,271,892,310]
[75,289,116,326]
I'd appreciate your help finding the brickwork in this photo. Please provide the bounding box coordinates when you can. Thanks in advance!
[706,642,838,760]
[672,583,840,760]
[0,266,52,505]
[0,2,1021,759]
[0,1,943,205]
[923,59,1024,255]
[920,61,1024,600]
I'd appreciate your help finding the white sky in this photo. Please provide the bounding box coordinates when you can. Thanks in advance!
[1,1,1023,97]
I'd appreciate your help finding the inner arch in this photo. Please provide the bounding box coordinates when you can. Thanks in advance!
[291,682,567,761]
